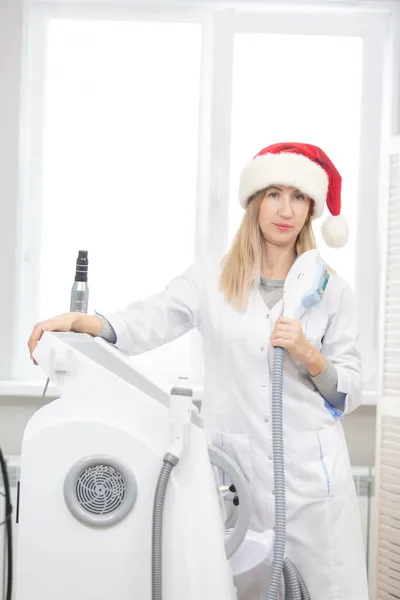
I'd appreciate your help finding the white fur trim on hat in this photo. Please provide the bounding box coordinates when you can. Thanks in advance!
[321,214,349,248]
[239,152,329,218]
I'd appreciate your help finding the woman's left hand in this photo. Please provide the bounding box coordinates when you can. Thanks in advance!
[270,317,325,376]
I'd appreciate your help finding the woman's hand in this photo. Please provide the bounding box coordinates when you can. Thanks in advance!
[27,312,102,365]
[270,317,325,376]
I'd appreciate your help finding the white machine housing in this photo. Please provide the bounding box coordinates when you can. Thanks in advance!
[15,332,240,600]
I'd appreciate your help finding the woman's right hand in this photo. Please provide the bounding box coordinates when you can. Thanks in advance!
[27,312,102,364]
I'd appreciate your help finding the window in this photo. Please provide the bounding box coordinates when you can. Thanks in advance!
[40,18,202,315]
[21,16,203,387]
[228,34,362,288]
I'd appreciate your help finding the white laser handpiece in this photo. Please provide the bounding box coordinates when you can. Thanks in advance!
[282,249,330,320]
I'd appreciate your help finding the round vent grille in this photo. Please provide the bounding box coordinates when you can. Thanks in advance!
[64,456,137,526]
[75,464,126,515]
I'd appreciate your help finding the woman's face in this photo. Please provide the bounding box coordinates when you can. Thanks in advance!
[258,185,311,247]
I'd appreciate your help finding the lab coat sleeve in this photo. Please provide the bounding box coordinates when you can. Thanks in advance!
[100,262,202,356]
[321,281,362,416]
[310,359,346,412]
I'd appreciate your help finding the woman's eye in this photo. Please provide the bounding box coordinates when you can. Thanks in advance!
[268,192,279,198]
[295,193,305,200]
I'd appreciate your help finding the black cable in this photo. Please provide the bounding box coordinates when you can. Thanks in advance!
[0,446,13,600]
[0,492,9,527]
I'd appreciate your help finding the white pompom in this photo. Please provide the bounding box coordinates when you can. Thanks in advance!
[321,214,349,248]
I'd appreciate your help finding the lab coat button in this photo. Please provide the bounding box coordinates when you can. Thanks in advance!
[264,417,269,423]
[266,314,270,319]
[261,346,265,351]
[268,455,272,460]
[261,383,266,387]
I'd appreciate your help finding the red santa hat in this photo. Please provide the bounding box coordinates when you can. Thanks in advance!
[238,142,349,248]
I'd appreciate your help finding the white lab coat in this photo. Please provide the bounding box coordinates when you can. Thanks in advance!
[104,256,369,600]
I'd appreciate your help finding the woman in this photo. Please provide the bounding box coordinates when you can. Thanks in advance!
[28,142,369,599]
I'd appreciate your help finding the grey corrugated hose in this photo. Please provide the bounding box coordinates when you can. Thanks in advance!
[152,452,179,600]
[268,347,311,600]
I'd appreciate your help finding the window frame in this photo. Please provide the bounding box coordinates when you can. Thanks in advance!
[5,0,395,404]
[201,9,392,398]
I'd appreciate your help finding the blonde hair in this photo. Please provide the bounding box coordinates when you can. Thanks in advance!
[220,190,317,310]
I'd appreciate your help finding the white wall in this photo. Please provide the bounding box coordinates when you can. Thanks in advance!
[342,406,376,466]
[0,0,379,467]
[0,0,23,381]
[0,399,45,455]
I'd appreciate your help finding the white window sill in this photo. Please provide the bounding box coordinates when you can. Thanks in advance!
[0,380,59,401]
[0,380,377,407]
[0,380,206,404]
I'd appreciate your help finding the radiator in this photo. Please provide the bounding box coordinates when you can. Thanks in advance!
[0,459,376,599]
[352,465,376,579]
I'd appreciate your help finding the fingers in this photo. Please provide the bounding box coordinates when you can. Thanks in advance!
[27,323,45,360]
[275,317,293,325]
[271,330,295,341]
[272,318,303,337]
[272,321,302,335]
[27,319,57,363]
[272,322,293,333]
[270,318,304,351]
[274,317,299,329]
[270,337,294,350]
